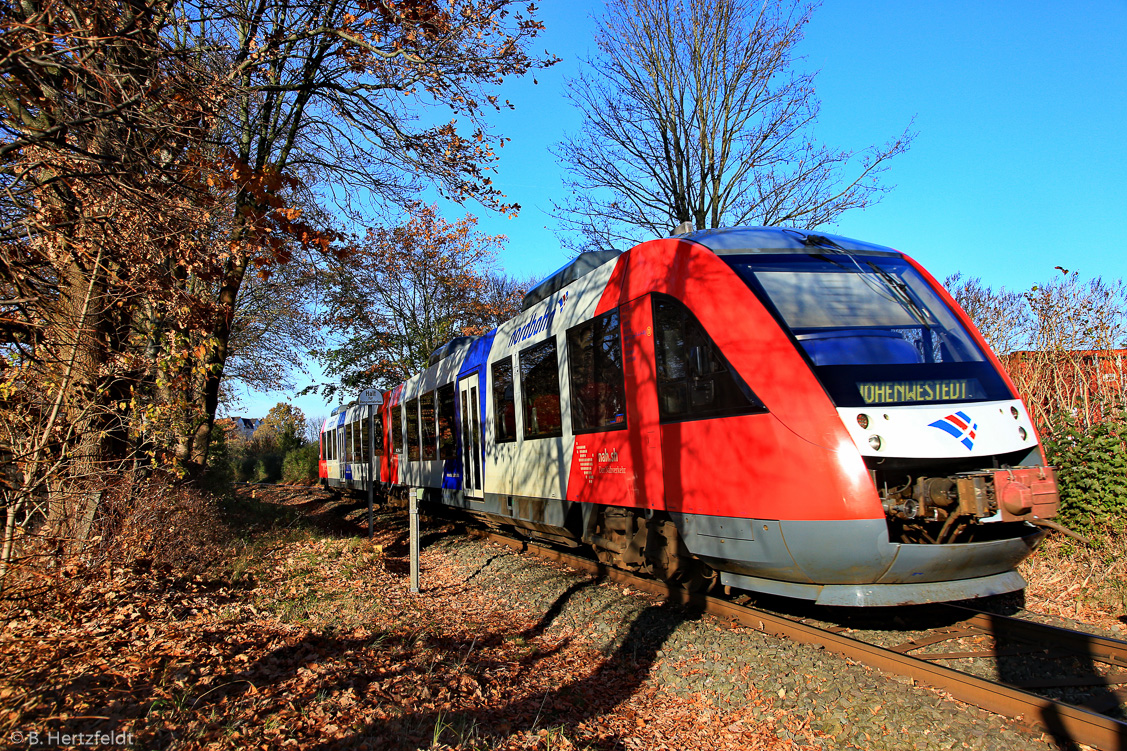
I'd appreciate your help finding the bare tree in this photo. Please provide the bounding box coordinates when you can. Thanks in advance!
[224,245,320,397]
[946,269,1127,434]
[945,272,1031,356]
[553,0,914,251]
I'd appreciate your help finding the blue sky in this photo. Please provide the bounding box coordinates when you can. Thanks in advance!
[235,0,1127,421]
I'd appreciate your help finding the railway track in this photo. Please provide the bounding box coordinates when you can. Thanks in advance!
[477,529,1127,751]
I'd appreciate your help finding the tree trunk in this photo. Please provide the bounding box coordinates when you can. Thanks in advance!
[182,246,251,470]
[46,256,112,542]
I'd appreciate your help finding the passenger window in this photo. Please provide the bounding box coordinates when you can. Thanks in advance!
[391,405,401,453]
[420,391,437,461]
[359,413,370,463]
[652,294,767,422]
[492,358,518,443]
[567,308,627,432]
[406,398,420,460]
[373,413,384,455]
[520,339,563,439]
[438,383,457,459]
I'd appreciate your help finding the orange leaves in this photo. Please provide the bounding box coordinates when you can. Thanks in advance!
[208,150,342,275]
[316,204,513,388]
[211,152,298,204]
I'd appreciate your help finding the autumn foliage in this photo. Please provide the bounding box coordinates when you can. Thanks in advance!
[314,203,527,394]
[0,486,819,750]
[0,0,551,583]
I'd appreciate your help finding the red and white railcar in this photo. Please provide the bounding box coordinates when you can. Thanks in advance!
[319,227,1058,606]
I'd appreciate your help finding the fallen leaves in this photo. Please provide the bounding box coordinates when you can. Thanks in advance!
[0,486,823,750]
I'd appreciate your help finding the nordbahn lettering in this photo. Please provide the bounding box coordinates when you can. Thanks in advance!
[509,306,555,347]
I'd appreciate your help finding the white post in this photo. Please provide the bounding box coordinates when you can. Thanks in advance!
[367,405,375,540]
[409,488,421,593]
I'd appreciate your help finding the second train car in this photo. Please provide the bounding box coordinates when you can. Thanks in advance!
[319,226,1059,606]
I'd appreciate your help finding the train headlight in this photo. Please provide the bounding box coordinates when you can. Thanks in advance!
[1011,406,1020,419]
[868,435,883,451]
[1018,427,1027,441]
[857,413,870,429]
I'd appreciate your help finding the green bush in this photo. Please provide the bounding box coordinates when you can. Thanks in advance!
[281,444,319,484]
[254,452,284,483]
[1044,412,1127,532]
[237,455,257,483]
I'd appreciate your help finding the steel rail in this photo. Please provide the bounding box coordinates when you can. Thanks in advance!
[481,532,1127,751]
[944,603,1127,670]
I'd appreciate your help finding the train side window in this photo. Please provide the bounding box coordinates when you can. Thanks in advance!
[406,398,420,461]
[652,294,767,422]
[438,383,457,459]
[391,405,401,453]
[520,339,563,439]
[373,412,384,455]
[567,308,627,432]
[491,358,518,443]
[359,413,370,463]
[420,391,437,461]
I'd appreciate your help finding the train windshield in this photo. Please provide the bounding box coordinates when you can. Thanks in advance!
[723,253,1013,407]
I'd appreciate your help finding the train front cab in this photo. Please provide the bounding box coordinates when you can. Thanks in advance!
[622,228,1053,606]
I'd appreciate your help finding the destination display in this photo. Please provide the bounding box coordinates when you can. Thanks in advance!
[857,378,986,405]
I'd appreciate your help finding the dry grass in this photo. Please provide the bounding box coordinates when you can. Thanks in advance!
[1019,530,1127,631]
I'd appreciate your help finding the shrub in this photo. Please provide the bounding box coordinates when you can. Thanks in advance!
[254,452,284,483]
[199,424,236,496]
[237,455,257,482]
[1044,411,1127,532]
[281,444,319,484]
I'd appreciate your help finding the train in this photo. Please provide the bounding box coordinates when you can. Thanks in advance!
[318,226,1060,607]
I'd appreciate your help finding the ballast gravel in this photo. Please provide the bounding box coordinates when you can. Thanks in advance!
[425,532,1061,751]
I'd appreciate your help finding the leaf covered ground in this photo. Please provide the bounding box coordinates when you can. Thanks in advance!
[1,486,823,750]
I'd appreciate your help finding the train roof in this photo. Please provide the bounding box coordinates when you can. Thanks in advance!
[427,336,478,367]
[677,226,899,256]
[521,249,622,312]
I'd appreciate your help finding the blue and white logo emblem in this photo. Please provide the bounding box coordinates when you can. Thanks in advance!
[929,411,978,450]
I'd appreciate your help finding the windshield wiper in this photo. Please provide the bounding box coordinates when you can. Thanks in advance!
[865,261,933,329]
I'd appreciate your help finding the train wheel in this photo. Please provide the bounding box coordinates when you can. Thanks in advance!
[595,547,617,566]
[674,561,718,594]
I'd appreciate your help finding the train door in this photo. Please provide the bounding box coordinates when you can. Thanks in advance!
[336,423,347,482]
[458,372,483,497]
